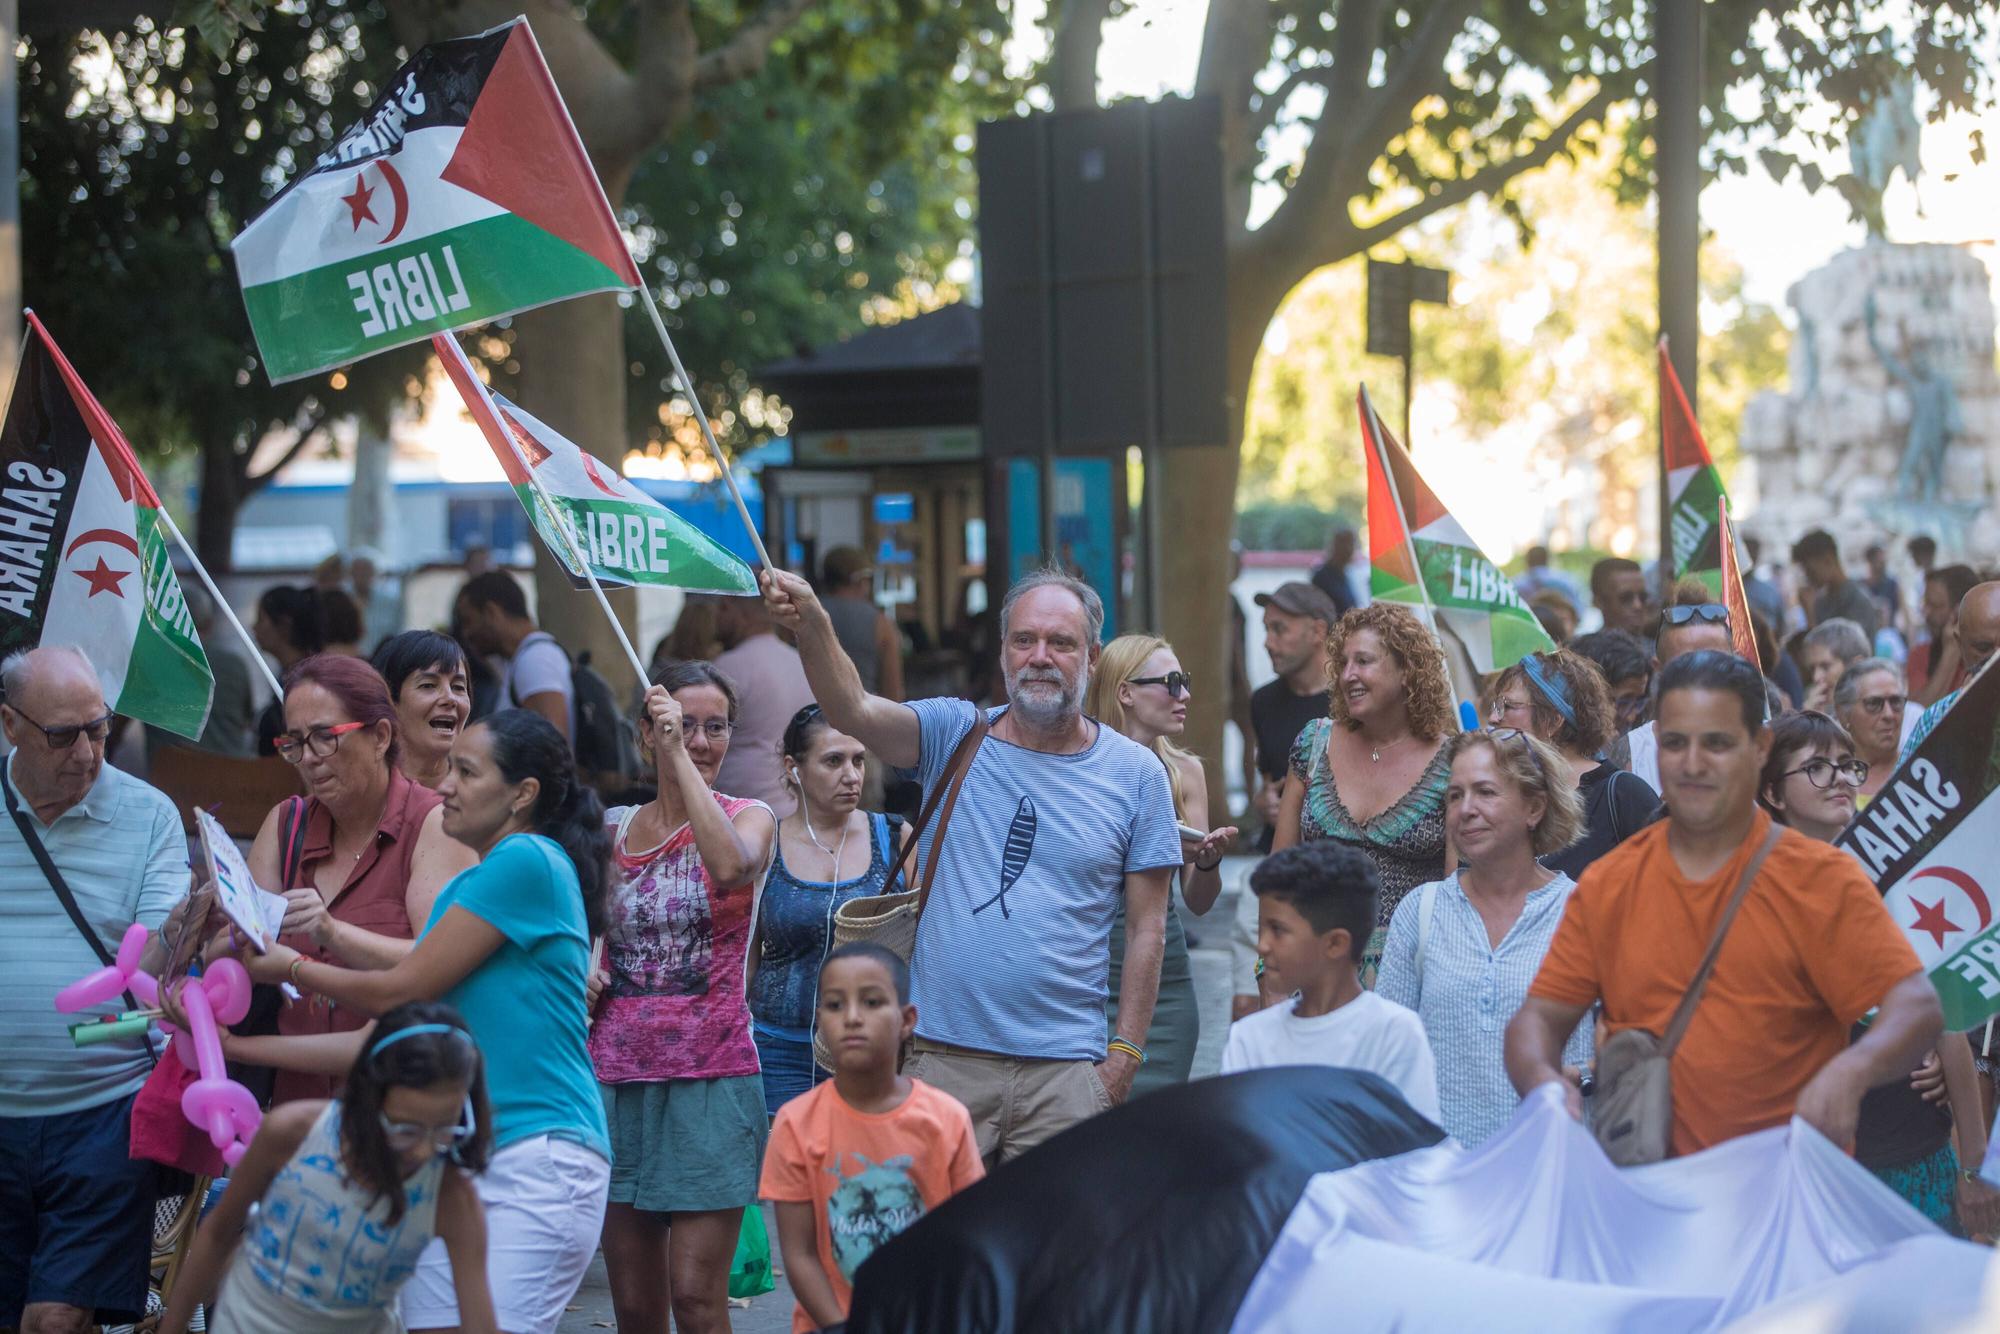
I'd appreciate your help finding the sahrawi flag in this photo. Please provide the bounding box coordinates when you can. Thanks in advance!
[1660,337,1737,596]
[434,335,756,595]
[1836,656,2000,1031]
[232,18,639,383]
[1359,388,1553,673]
[0,314,213,737]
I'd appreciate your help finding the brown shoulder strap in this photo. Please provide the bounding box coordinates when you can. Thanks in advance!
[878,712,989,916]
[1662,822,1784,1056]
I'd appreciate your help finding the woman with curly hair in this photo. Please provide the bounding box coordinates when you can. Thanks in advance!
[1273,603,1454,984]
[1486,647,1660,880]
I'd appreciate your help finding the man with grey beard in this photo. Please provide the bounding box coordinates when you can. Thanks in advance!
[762,565,1183,1164]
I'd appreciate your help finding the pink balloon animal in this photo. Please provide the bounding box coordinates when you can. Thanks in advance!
[54,921,262,1167]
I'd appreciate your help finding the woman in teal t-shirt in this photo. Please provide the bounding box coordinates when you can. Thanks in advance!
[233,709,611,1334]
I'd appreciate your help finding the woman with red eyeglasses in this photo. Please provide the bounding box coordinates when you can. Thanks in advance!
[246,654,475,1102]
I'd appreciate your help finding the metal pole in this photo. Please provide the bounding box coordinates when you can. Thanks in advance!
[1137,106,1165,629]
[1401,349,1414,451]
[0,0,17,407]
[1657,0,1702,588]
[1038,116,1062,563]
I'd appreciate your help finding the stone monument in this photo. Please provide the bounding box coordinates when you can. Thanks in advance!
[1739,85,2000,563]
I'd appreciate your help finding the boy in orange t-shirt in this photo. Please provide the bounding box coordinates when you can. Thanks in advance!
[759,943,984,1332]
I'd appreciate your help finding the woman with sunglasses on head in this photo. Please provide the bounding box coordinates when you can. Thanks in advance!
[1833,657,1911,805]
[223,708,615,1333]
[1486,648,1660,881]
[160,1000,498,1334]
[1085,635,1239,1092]
[1378,728,1590,1146]
[243,654,476,1103]
[589,661,779,1334]
[1757,711,2000,1237]
[748,704,912,1118]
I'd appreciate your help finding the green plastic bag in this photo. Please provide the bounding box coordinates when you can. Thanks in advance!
[730,1204,776,1299]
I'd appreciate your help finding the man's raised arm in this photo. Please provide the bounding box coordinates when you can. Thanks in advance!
[760,569,921,767]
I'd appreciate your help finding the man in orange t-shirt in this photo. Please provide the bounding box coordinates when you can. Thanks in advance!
[1507,651,1941,1157]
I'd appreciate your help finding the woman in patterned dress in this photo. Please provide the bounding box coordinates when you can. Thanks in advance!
[1273,603,1455,985]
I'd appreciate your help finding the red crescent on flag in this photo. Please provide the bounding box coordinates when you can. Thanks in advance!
[377,160,411,244]
[579,454,623,499]
[64,528,142,560]
[1911,866,1993,933]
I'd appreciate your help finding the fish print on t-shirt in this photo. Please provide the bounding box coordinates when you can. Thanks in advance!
[825,1151,927,1280]
[974,796,1037,918]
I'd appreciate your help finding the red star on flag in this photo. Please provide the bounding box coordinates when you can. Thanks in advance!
[74,556,130,598]
[1909,897,1963,951]
[342,173,378,231]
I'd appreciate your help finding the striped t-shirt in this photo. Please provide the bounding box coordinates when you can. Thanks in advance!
[0,757,185,1117]
[905,698,1183,1061]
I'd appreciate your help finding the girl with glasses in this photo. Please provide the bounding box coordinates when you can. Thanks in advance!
[1757,711,2000,1237]
[1085,635,1239,1092]
[161,1001,497,1334]
[748,704,914,1117]
[591,659,779,1334]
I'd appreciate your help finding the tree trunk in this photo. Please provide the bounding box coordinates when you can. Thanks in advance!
[507,290,643,691]
[195,442,243,570]
[347,425,393,555]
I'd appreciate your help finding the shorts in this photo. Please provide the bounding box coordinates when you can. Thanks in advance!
[0,1091,158,1325]
[603,1076,767,1214]
[399,1135,609,1334]
[753,1026,827,1120]
[905,1040,1109,1166]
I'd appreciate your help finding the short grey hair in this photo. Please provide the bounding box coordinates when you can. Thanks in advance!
[1834,656,1904,714]
[0,644,97,704]
[1804,617,1872,668]
[998,565,1105,646]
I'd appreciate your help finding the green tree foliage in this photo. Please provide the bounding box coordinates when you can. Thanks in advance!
[1238,130,1788,557]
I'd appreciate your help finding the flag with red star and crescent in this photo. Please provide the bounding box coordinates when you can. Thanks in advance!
[1835,653,2000,1030]
[232,17,640,384]
[0,314,213,738]
[433,334,755,596]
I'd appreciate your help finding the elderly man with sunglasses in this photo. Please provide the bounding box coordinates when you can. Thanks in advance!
[1623,589,1740,794]
[0,645,201,1334]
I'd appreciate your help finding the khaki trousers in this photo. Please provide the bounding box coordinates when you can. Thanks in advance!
[906,1038,1111,1168]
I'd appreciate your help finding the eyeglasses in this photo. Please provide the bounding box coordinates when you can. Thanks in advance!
[1485,727,1548,780]
[1487,696,1533,720]
[1129,671,1193,699]
[5,705,113,750]
[1858,694,1907,715]
[1779,756,1869,789]
[274,721,369,764]
[1662,603,1730,627]
[653,717,734,741]
[379,1095,477,1154]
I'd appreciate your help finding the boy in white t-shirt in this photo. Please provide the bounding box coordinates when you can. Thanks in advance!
[1220,842,1441,1123]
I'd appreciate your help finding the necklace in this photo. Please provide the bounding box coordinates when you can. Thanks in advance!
[802,802,852,881]
[1368,734,1410,764]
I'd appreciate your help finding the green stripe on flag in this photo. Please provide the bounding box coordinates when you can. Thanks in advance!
[1669,465,1726,585]
[120,510,214,740]
[241,214,632,382]
[523,486,758,595]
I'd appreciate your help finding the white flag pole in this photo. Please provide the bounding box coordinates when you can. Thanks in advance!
[437,335,650,685]
[637,291,774,570]
[151,506,284,700]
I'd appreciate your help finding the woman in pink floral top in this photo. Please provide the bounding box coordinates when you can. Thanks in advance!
[590,660,778,1334]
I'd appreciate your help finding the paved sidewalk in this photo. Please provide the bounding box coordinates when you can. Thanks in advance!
[557,858,1256,1330]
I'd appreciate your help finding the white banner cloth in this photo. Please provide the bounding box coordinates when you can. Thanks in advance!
[1232,1083,1997,1333]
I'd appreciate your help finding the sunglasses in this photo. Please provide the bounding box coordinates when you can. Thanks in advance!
[5,704,113,750]
[1858,694,1907,716]
[1129,671,1194,699]
[1662,603,1730,627]
[275,720,370,764]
